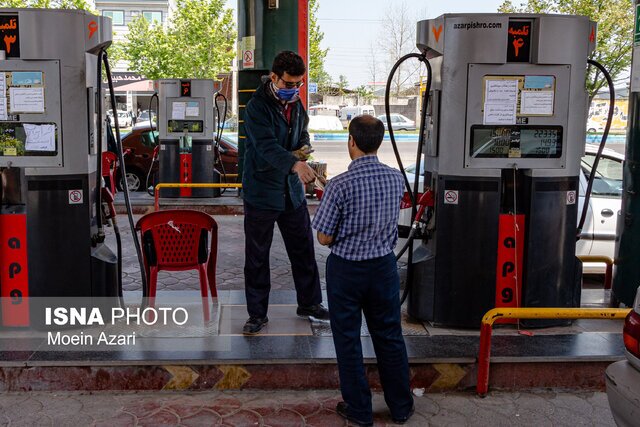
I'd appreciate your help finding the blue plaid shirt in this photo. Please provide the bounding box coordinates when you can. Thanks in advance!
[312,155,405,261]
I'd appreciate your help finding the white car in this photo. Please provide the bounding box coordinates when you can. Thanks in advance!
[605,286,640,426]
[587,118,605,133]
[109,110,132,128]
[377,113,416,131]
[397,144,624,274]
[308,115,343,131]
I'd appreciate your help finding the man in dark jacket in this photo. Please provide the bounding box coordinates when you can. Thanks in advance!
[242,51,329,334]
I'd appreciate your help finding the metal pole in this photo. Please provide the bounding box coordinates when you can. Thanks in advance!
[612,0,640,307]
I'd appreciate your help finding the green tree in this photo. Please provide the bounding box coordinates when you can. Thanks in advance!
[337,75,349,95]
[0,0,94,12]
[308,0,329,85]
[499,0,633,101]
[119,0,235,80]
[355,85,374,103]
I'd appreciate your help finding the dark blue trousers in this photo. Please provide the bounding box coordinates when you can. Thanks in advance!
[326,252,413,423]
[244,201,322,318]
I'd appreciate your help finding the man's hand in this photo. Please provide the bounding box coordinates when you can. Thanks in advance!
[292,145,314,161]
[317,231,334,246]
[292,161,316,184]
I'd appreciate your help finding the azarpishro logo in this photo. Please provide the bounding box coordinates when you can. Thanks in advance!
[453,22,502,30]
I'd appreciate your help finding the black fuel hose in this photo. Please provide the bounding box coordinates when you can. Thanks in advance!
[577,59,615,237]
[146,93,159,196]
[95,48,105,239]
[214,92,228,193]
[385,52,427,208]
[102,51,148,298]
[384,52,431,305]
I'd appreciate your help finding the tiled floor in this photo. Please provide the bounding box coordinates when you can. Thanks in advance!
[0,389,617,426]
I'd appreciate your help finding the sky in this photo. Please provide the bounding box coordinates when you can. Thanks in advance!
[225,0,510,88]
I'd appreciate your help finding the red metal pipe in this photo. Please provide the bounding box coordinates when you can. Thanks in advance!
[477,322,493,397]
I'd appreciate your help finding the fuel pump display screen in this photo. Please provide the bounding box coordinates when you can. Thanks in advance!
[167,120,204,134]
[470,125,562,158]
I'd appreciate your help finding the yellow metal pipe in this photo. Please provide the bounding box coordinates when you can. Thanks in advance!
[477,307,630,396]
[154,183,243,211]
[481,307,629,326]
[155,183,242,189]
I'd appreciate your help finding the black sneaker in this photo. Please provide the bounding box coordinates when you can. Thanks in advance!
[296,303,329,320]
[392,406,415,424]
[335,402,373,427]
[242,316,268,335]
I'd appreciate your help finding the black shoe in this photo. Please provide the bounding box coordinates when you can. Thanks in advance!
[242,316,268,335]
[336,402,373,427]
[392,406,415,424]
[297,303,329,320]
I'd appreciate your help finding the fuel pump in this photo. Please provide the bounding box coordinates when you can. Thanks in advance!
[0,9,117,325]
[396,14,601,328]
[156,79,219,198]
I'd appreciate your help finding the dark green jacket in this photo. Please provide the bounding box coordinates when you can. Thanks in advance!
[242,82,310,211]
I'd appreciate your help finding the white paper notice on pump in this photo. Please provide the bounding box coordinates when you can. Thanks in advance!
[0,74,6,120]
[483,103,517,125]
[185,101,199,117]
[172,102,186,120]
[483,79,518,125]
[485,79,518,104]
[24,123,55,151]
[520,90,554,115]
[10,87,45,113]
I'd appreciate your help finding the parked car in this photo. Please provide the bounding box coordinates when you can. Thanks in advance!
[109,110,132,128]
[119,126,238,192]
[377,113,416,131]
[605,286,640,426]
[137,110,156,123]
[587,118,605,133]
[396,144,624,274]
[308,115,343,131]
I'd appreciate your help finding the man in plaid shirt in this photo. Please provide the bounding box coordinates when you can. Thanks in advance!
[312,115,414,426]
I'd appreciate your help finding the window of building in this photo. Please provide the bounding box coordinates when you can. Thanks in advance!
[102,10,124,26]
[143,11,162,24]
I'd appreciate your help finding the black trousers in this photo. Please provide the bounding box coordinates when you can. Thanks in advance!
[244,200,322,318]
[326,252,413,423]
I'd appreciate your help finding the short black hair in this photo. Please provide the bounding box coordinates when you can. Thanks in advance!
[348,115,385,153]
[271,51,306,77]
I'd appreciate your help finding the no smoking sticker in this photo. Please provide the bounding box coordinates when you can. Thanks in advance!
[444,190,459,205]
[566,190,576,205]
[243,49,254,69]
[68,189,83,205]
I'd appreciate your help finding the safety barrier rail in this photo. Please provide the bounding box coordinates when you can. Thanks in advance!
[577,255,614,289]
[154,183,243,211]
[477,307,631,397]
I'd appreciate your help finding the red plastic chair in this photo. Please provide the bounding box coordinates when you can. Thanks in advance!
[135,210,218,321]
[102,151,118,195]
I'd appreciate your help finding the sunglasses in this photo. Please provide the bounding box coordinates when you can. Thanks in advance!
[278,77,304,89]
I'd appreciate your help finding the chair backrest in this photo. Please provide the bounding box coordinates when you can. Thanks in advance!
[135,210,218,270]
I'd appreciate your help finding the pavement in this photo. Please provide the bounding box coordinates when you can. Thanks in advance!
[113,214,407,294]
[0,390,616,426]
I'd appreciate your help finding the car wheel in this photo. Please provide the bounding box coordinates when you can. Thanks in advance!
[588,128,596,133]
[125,170,144,192]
